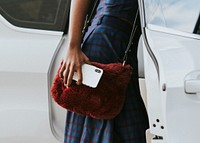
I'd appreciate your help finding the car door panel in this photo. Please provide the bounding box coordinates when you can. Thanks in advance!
[0,0,70,142]
[0,14,65,143]
[143,25,200,143]
[139,0,200,142]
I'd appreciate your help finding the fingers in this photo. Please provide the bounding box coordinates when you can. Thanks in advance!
[66,64,75,87]
[84,55,91,65]
[59,53,90,87]
[61,62,83,87]
[63,63,70,87]
[59,61,66,78]
[76,66,83,85]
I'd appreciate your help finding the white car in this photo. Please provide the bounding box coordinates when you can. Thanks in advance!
[138,0,200,143]
[1,0,200,143]
[0,0,70,142]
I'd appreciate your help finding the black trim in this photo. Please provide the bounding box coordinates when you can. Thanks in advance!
[138,0,160,79]
[0,0,70,31]
[193,13,200,34]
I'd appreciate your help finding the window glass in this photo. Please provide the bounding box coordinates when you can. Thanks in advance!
[143,0,200,35]
[0,0,70,31]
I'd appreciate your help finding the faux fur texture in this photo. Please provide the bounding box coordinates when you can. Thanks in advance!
[51,62,133,119]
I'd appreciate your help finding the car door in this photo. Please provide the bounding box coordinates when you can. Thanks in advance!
[0,0,70,143]
[139,0,200,143]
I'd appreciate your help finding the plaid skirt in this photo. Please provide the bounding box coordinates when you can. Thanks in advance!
[64,15,149,143]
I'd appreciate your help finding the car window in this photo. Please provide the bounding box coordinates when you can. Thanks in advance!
[0,0,70,31]
[143,0,200,35]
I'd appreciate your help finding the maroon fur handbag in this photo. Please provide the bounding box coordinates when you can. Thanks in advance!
[51,3,139,119]
[51,62,133,119]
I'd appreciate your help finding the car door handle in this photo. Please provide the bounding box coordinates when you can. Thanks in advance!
[185,80,200,94]
[185,71,200,94]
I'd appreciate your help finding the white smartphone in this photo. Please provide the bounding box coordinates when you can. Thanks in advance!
[72,64,103,88]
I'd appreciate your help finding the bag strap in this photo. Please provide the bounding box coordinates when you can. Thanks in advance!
[82,0,139,66]
[122,9,139,66]
[82,0,99,35]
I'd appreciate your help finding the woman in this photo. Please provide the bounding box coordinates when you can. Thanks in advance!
[60,0,149,142]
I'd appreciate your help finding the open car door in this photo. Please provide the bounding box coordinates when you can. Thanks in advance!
[138,0,200,142]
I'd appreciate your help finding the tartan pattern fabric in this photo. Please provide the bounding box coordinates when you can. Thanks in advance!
[94,0,138,24]
[64,0,149,142]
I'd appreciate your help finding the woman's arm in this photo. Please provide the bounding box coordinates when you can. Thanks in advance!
[60,0,91,87]
[68,0,91,46]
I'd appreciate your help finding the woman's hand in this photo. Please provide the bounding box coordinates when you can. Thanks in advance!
[59,0,91,87]
[59,44,90,87]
